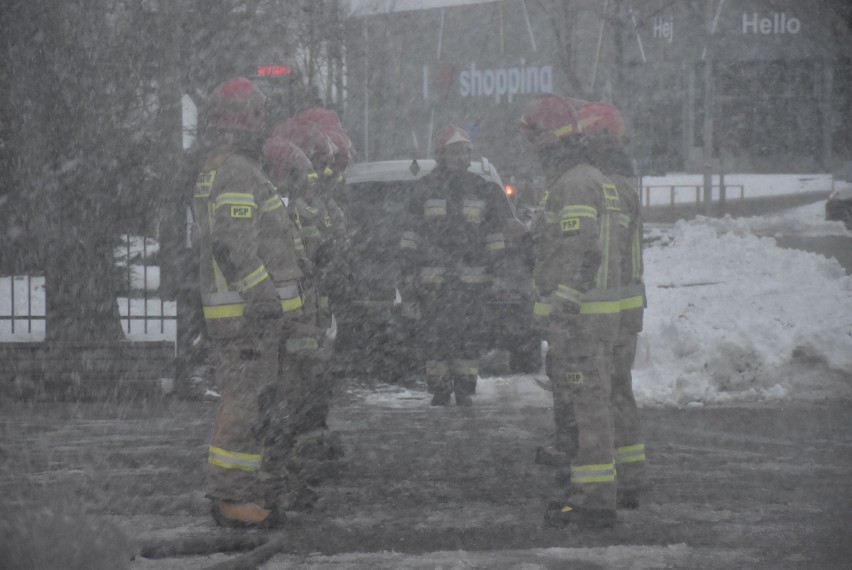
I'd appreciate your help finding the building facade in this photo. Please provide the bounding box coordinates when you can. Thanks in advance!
[342,0,852,178]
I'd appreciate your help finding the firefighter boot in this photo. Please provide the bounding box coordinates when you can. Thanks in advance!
[544,500,616,529]
[211,500,284,529]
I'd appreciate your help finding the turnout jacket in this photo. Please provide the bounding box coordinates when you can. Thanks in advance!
[193,151,304,339]
[400,167,508,298]
[609,172,645,335]
[531,163,622,342]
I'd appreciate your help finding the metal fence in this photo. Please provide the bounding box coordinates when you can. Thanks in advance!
[641,184,745,209]
[1,234,177,342]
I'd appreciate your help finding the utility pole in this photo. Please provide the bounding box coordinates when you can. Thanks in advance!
[701,1,715,216]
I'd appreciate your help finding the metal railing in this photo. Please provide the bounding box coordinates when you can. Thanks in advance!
[1,234,176,341]
[641,184,745,209]
[0,274,43,335]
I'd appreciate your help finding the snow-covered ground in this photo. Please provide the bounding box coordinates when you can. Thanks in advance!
[2,175,851,406]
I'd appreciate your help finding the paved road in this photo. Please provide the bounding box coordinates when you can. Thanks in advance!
[2,377,851,569]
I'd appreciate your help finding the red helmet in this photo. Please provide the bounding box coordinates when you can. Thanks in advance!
[207,77,267,132]
[434,125,472,150]
[577,102,626,142]
[272,118,336,170]
[263,136,316,185]
[519,94,579,150]
[325,126,353,174]
[298,108,343,132]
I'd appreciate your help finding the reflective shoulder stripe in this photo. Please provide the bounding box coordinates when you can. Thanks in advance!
[561,204,598,218]
[281,295,303,313]
[261,195,284,213]
[214,192,257,209]
[208,445,261,471]
[619,213,630,227]
[234,265,269,293]
[615,443,646,464]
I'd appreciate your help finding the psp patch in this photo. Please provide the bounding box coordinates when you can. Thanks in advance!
[603,183,620,211]
[561,217,580,234]
[230,205,252,219]
[565,372,584,384]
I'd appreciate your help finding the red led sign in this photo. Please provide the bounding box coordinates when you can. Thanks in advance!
[257,65,293,77]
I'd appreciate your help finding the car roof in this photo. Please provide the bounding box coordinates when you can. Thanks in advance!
[345,159,504,188]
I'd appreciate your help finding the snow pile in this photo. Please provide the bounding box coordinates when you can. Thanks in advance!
[635,211,852,406]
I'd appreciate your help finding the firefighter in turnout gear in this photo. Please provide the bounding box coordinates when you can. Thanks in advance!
[193,77,304,527]
[578,101,648,509]
[520,94,622,527]
[262,134,344,509]
[399,125,508,406]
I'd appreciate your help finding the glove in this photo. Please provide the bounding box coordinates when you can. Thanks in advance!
[243,299,283,322]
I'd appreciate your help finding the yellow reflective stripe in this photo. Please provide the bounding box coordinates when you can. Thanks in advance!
[285,337,319,352]
[424,199,447,217]
[234,265,269,293]
[620,295,644,311]
[301,226,321,239]
[281,295,304,312]
[451,360,479,376]
[615,443,646,464]
[323,167,334,177]
[597,213,611,288]
[261,195,283,212]
[485,232,505,251]
[580,300,622,315]
[318,296,329,309]
[420,267,446,284]
[534,302,552,316]
[463,199,485,222]
[208,445,261,471]
[212,258,228,293]
[561,204,597,218]
[632,231,642,282]
[555,284,582,305]
[195,171,216,197]
[426,360,449,377]
[307,171,319,181]
[203,303,245,319]
[619,213,630,227]
[571,462,616,484]
[293,236,305,251]
[554,123,575,138]
[214,192,257,210]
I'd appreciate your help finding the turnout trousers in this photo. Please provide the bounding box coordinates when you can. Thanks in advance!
[611,330,647,492]
[206,326,279,506]
[546,334,616,511]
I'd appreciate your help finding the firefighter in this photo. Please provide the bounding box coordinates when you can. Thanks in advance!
[399,125,508,406]
[578,102,647,509]
[519,94,622,527]
[192,77,306,527]
[262,135,343,509]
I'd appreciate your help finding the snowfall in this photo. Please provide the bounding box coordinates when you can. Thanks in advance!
[2,173,851,408]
